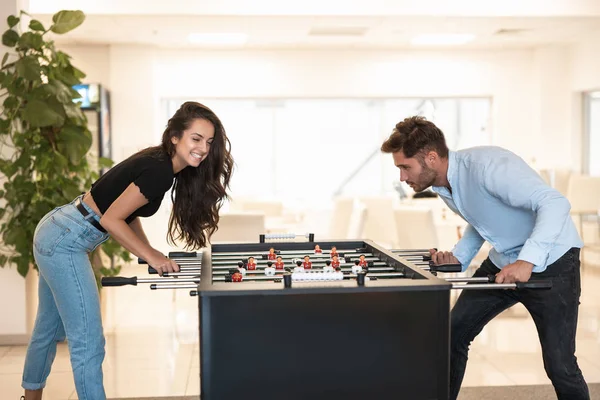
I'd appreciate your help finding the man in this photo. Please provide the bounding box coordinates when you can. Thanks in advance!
[380,116,589,400]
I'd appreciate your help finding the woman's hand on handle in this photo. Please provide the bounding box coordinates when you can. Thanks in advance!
[147,252,180,276]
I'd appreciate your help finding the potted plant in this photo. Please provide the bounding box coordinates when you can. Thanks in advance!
[0,10,131,285]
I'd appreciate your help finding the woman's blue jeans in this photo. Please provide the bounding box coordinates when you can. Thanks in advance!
[22,196,109,400]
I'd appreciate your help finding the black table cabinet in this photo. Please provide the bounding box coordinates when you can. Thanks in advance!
[197,240,451,400]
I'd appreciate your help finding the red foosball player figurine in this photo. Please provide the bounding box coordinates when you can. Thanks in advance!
[330,246,338,258]
[267,247,277,260]
[274,255,285,270]
[232,271,243,282]
[246,256,257,271]
[358,254,368,268]
[302,255,312,270]
[314,244,322,254]
[331,255,340,269]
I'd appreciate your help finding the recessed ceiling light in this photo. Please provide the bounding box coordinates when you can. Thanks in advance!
[187,33,248,45]
[410,34,475,46]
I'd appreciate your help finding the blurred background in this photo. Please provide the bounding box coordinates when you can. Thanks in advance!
[1,0,600,398]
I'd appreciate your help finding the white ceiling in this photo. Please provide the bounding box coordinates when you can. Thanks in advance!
[27,0,600,50]
[30,14,600,50]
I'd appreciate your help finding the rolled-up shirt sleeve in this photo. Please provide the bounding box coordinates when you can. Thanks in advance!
[452,224,485,271]
[482,156,572,268]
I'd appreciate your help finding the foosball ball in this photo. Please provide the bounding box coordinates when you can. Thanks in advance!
[102,234,552,400]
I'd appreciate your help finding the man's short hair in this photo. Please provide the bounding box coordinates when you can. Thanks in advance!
[380,116,449,159]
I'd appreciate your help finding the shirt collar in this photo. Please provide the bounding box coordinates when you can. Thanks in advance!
[431,150,456,197]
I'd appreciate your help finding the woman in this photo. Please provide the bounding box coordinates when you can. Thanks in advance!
[21,101,234,400]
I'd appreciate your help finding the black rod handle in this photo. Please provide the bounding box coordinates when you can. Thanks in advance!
[101,277,138,287]
[429,261,462,273]
[516,281,553,290]
[168,251,197,258]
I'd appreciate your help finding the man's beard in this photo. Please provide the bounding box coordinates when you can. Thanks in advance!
[411,165,437,192]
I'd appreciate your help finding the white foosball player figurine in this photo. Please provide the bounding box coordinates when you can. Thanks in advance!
[323,266,334,273]
[237,261,247,276]
[264,266,276,276]
[351,264,363,275]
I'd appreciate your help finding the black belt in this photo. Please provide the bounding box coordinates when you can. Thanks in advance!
[75,197,107,233]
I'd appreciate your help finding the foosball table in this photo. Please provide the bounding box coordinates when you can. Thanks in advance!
[102,234,551,400]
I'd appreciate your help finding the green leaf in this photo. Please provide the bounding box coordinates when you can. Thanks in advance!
[51,10,85,34]
[29,20,45,32]
[3,96,18,109]
[64,102,85,120]
[57,125,92,164]
[1,52,9,67]
[98,157,114,168]
[61,181,82,200]
[52,150,69,170]
[7,15,19,28]
[18,32,43,50]
[2,29,19,47]
[23,98,66,127]
[55,66,80,86]
[16,256,30,277]
[0,118,10,134]
[15,56,41,81]
[71,65,86,80]
[54,51,71,67]
[13,149,31,171]
[49,79,75,103]
[3,223,24,246]
[0,254,7,267]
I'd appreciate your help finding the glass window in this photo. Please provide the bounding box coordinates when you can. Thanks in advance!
[162,97,492,205]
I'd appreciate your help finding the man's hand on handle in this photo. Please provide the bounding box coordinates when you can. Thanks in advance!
[429,249,460,266]
[495,260,534,284]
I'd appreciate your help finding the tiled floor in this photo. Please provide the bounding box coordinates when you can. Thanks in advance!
[2,262,600,400]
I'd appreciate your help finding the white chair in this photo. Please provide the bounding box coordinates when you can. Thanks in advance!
[328,197,355,239]
[359,197,398,248]
[566,174,600,264]
[210,213,266,243]
[232,199,283,217]
[554,169,572,196]
[347,202,367,239]
[393,206,437,249]
[538,169,552,186]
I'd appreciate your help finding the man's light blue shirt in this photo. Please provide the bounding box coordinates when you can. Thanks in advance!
[431,146,582,273]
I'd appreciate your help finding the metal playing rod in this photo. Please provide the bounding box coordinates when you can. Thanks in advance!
[150,283,198,290]
[101,276,200,286]
[452,281,552,290]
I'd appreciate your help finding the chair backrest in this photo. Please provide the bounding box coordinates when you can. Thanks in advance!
[394,206,438,249]
[553,169,572,196]
[347,202,367,239]
[210,213,266,243]
[566,174,600,214]
[238,200,283,217]
[538,169,552,186]
[359,197,398,248]
[328,197,355,239]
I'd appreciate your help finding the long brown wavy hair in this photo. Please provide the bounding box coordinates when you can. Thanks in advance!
[133,101,233,249]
